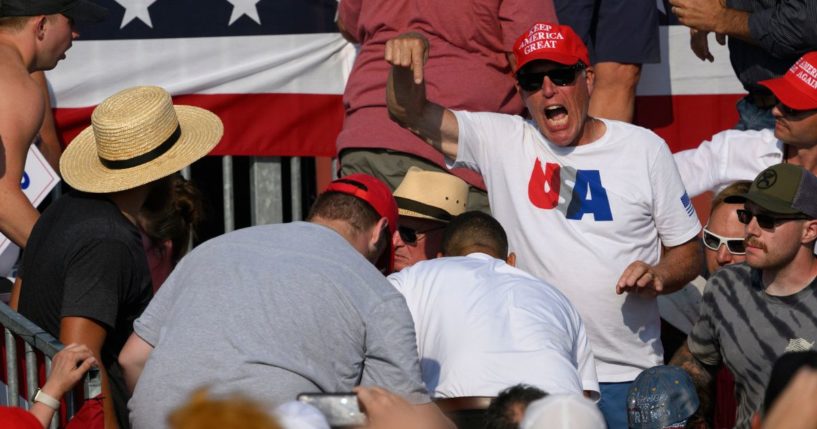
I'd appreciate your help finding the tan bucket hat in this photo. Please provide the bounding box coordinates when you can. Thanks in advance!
[60,86,223,193]
[393,167,469,222]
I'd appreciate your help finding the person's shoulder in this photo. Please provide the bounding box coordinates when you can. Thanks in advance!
[705,263,754,294]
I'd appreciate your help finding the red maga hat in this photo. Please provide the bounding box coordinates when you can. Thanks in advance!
[759,52,817,111]
[324,174,398,273]
[513,22,590,72]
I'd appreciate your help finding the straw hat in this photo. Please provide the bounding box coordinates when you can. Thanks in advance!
[60,86,223,193]
[393,167,469,222]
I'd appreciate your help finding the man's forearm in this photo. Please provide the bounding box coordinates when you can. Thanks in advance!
[0,185,40,248]
[670,343,716,422]
[656,239,702,294]
[717,8,752,43]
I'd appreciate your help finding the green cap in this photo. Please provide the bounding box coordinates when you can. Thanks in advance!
[725,164,817,218]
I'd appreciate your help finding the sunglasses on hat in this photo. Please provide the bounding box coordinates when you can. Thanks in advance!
[736,209,811,229]
[702,227,745,255]
[398,225,445,245]
[516,63,585,92]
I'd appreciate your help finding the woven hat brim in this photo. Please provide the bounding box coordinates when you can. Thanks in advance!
[398,208,449,223]
[61,106,223,193]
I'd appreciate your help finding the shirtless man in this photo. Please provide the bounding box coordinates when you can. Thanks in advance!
[0,0,105,247]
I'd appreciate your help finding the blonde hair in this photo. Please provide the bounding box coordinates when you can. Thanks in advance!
[168,389,283,429]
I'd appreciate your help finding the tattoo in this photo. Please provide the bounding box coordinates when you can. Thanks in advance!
[670,343,717,426]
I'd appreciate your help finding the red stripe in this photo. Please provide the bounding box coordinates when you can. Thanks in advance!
[54,93,744,157]
[635,93,744,153]
[54,93,345,157]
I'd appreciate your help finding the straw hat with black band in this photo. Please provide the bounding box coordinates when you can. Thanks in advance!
[60,86,223,193]
[393,167,469,222]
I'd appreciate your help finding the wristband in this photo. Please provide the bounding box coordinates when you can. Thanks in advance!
[31,388,61,410]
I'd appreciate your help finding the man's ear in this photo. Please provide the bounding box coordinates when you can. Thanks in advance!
[35,15,48,39]
[371,217,389,247]
[584,66,595,96]
[506,252,517,267]
[801,219,817,245]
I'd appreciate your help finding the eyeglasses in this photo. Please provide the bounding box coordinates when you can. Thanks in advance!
[736,209,812,229]
[702,227,746,255]
[398,225,445,245]
[776,102,817,119]
[516,63,585,92]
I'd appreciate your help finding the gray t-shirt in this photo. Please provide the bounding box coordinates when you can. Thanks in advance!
[128,222,428,429]
[688,263,817,429]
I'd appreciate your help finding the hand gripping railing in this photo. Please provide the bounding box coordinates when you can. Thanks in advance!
[0,301,99,429]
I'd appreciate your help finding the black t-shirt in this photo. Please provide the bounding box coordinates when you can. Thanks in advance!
[18,191,152,428]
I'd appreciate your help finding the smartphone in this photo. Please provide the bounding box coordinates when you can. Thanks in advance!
[297,392,366,427]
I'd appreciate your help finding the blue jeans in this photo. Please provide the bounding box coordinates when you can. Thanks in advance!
[599,381,633,429]
[734,96,776,131]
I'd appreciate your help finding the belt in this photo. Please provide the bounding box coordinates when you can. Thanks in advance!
[747,92,777,109]
[434,396,494,412]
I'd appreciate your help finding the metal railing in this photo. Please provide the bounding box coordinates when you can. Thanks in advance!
[0,302,97,429]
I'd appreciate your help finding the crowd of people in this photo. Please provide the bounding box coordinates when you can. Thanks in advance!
[1,0,817,428]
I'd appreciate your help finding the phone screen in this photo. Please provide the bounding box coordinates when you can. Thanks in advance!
[297,392,366,427]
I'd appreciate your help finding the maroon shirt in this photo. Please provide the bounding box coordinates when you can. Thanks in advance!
[336,0,557,189]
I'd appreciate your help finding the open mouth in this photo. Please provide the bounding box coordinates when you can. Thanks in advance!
[544,105,568,127]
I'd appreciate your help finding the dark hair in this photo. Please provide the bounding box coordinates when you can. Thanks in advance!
[307,191,380,233]
[762,351,817,415]
[139,174,204,264]
[484,384,548,429]
[442,211,509,258]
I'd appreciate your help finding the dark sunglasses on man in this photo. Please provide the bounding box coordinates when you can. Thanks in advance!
[398,225,445,245]
[776,101,817,119]
[516,63,585,92]
[736,209,812,229]
[702,227,746,255]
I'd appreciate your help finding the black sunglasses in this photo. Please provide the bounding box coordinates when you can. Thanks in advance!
[777,102,817,118]
[702,228,746,255]
[398,225,445,245]
[516,63,585,92]
[736,209,811,229]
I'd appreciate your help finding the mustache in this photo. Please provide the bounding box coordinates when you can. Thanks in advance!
[745,237,767,251]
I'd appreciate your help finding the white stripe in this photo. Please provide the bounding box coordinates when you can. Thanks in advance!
[637,26,745,96]
[48,26,743,108]
[47,33,356,107]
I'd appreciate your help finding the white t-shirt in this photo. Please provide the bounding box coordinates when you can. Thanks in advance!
[388,253,599,398]
[452,112,701,382]
[673,128,783,198]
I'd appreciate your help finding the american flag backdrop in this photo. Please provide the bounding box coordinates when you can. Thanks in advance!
[46,2,746,161]
[47,0,354,157]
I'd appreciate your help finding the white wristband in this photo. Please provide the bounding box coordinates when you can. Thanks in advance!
[32,388,61,410]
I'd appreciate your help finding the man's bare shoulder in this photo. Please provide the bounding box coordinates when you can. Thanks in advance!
[0,46,46,149]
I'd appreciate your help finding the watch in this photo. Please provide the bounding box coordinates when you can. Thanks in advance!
[31,388,60,410]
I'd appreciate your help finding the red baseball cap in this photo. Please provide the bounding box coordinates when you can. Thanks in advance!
[513,22,590,73]
[323,174,398,273]
[759,52,817,110]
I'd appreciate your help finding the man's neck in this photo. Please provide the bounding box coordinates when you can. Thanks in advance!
[575,116,606,146]
[763,251,817,296]
[107,185,150,226]
[785,143,817,175]
[0,34,35,72]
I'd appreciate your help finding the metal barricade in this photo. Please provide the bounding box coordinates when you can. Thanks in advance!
[0,302,96,429]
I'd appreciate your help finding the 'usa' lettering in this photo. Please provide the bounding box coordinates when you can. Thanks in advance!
[528,159,613,221]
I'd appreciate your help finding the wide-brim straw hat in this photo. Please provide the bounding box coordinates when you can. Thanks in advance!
[61,86,223,193]
[393,167,469,222]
